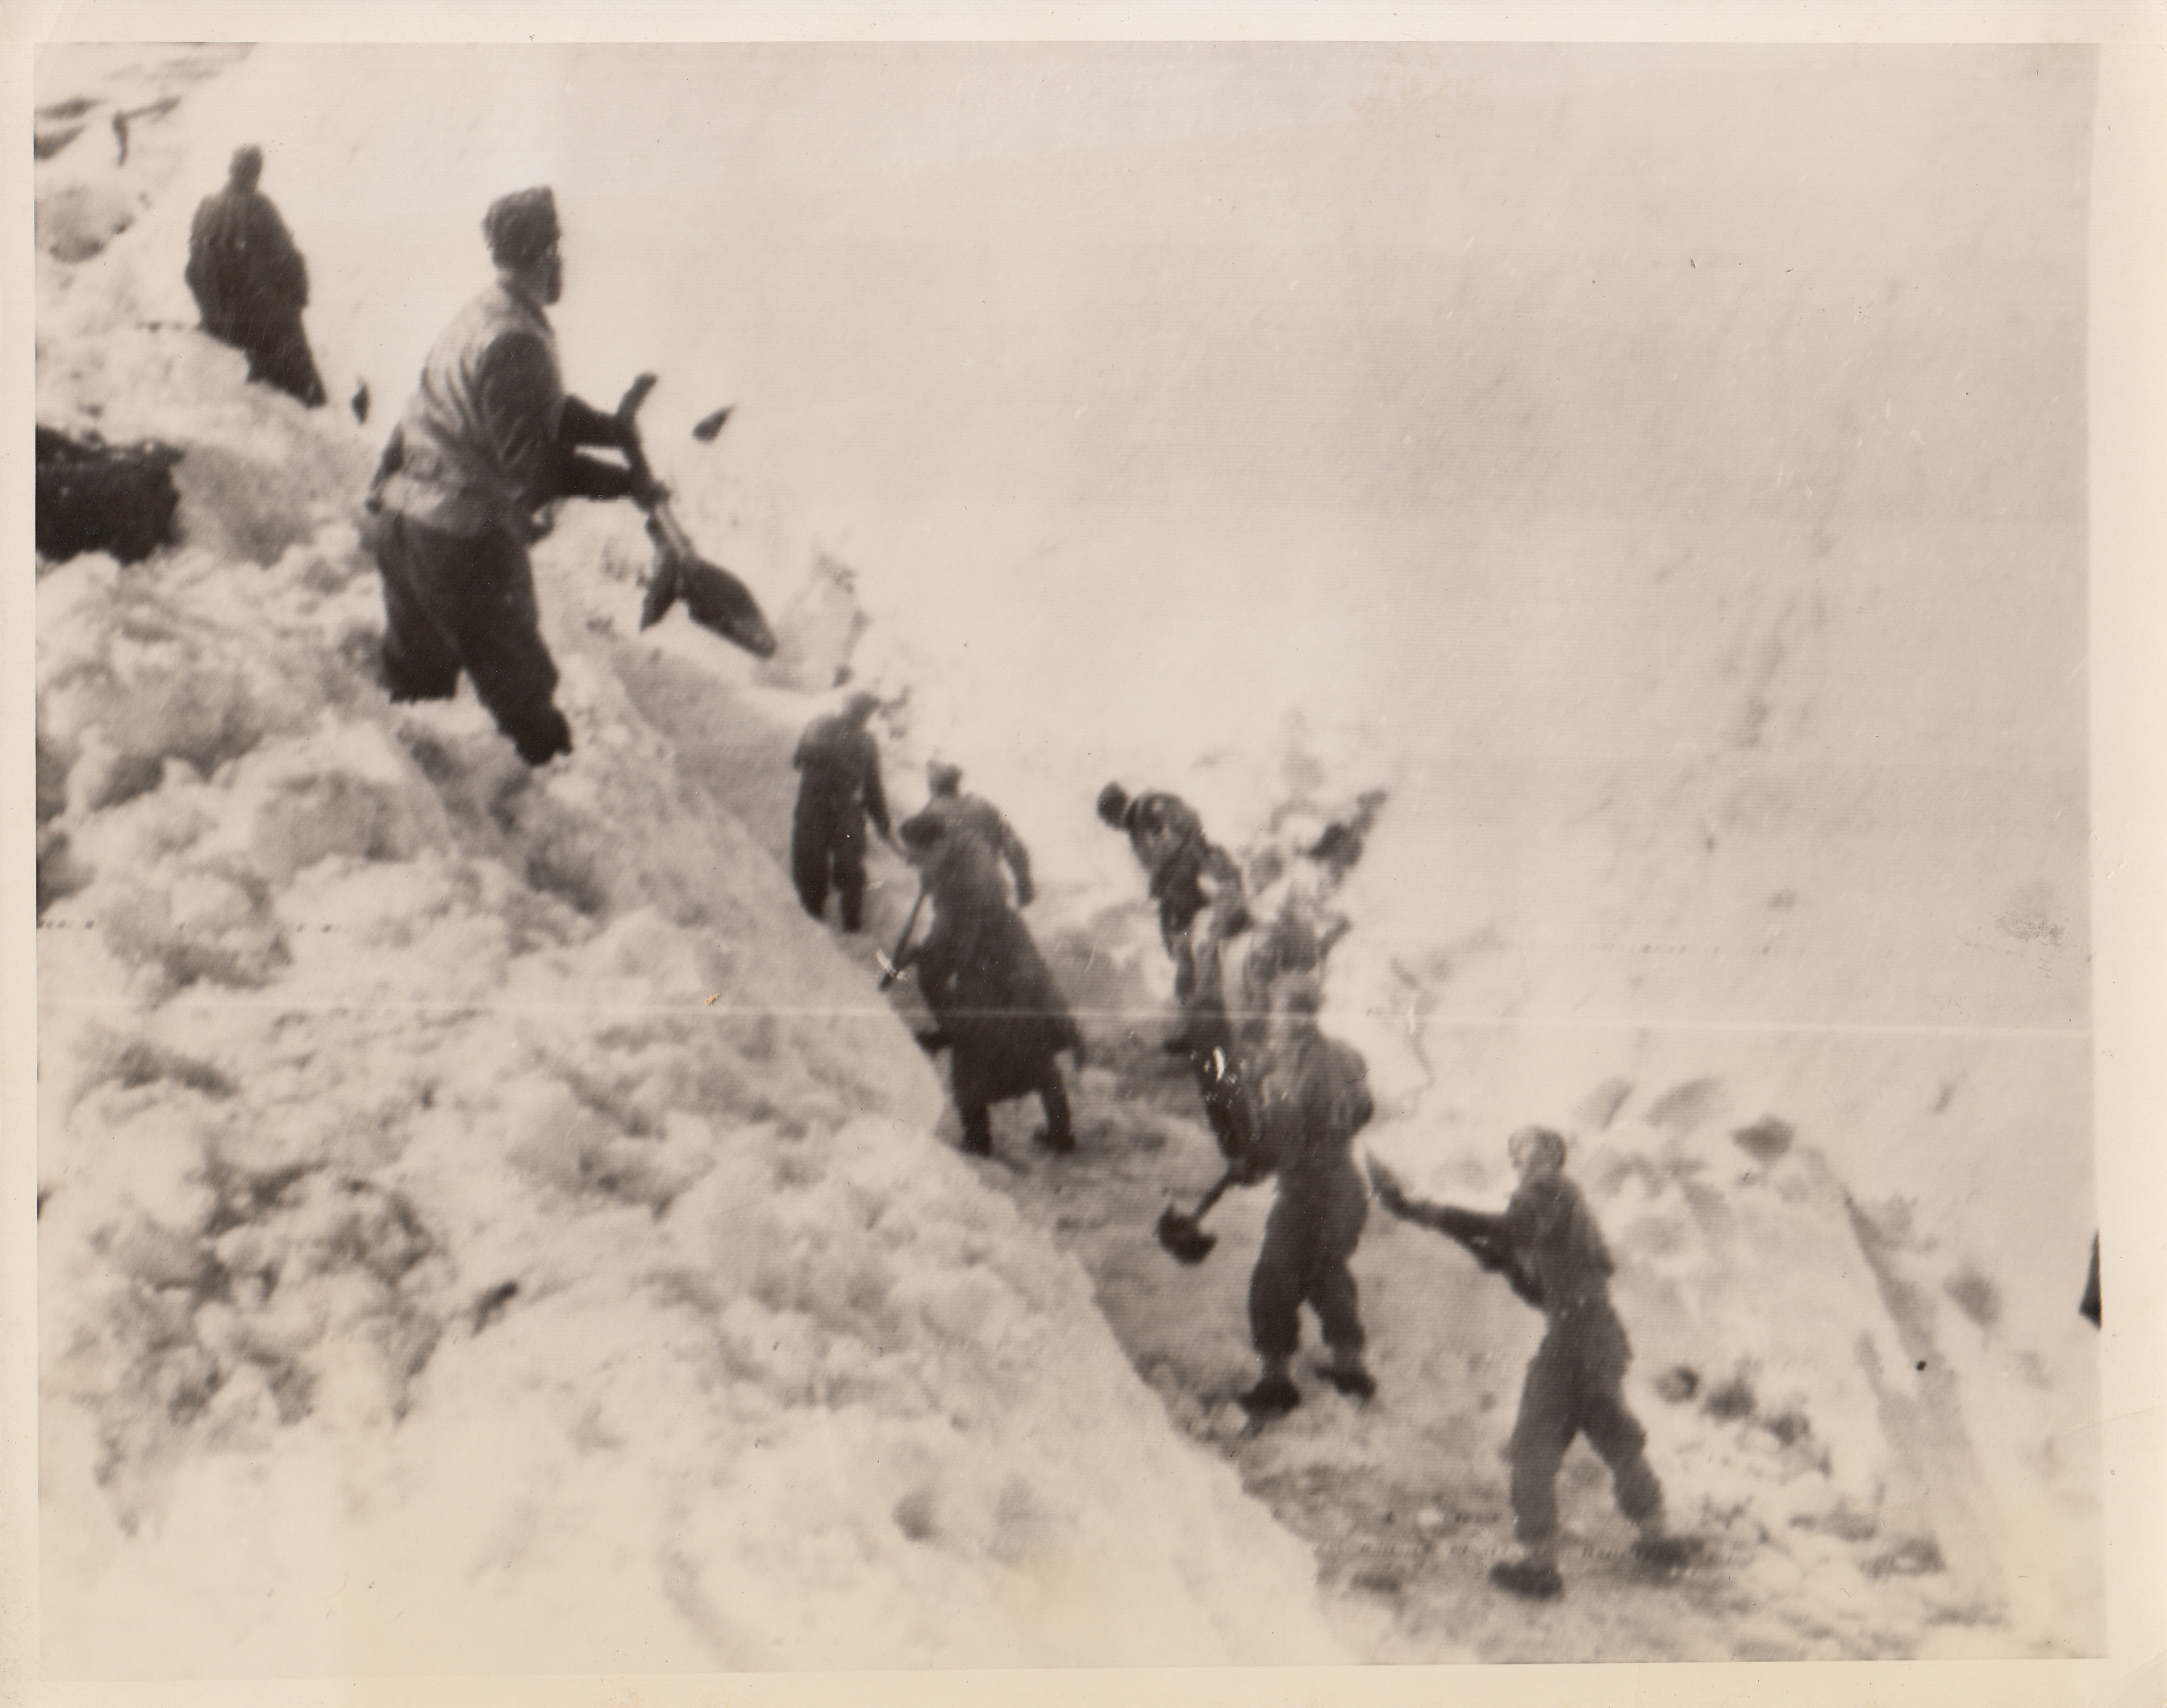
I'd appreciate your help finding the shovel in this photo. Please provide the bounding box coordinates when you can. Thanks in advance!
[876,887,927,991]
[1156,1164,1241,1266]
[613,375,778,660]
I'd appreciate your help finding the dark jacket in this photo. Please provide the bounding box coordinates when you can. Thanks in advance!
[1121,791,1240,942]
[185,184,307,344]
[370,281,635,539]
[1248,1029,1372,1202]
[1448,1173,1616,1321]
[926,791,1034,904]
[793,715,891,844]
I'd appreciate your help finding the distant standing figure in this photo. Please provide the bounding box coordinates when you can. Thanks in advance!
[895,810,1083,1158]
[185,145,326,406]
[923,761,1034,906]
[2080,1233,2101,1327]
[363,186,655,766]
[1231,977,1376,1418]
[1370,1127,1698,1600]
[792,692,894,931]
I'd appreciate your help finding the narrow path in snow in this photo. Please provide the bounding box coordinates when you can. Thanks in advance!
[610,635,1967,1662]
[952,1019,1937,1662]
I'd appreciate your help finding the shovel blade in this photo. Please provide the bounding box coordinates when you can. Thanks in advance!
[678,551,777,659]
[1156,1206,1218,1265]
[638,548,682,631]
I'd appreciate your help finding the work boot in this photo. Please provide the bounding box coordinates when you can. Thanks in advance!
[1031,1124,1075,1156]
[960,1109,994,1157]
[1238,1366,1301,1419]
[1490,1557,1565,1600]
[1315,1349,1377,1402]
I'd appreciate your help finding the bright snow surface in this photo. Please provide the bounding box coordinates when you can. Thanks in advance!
[35,41,2100,1669]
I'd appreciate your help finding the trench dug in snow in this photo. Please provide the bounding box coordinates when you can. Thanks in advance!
[34,39,2102,1672]
[33,378,2099,1671]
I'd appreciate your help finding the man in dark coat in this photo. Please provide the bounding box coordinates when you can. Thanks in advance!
[1098,780,1255,1161]
[923,761,1033,906]
[1371,1127,1696,1599]
[791,692,894,931]
[363,186,654,766]
[185,145,327,406]
[1231,977,1376,1418]
[896,810,1083,1159]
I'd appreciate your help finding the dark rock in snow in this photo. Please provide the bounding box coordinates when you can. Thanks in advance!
[37,425,183,564]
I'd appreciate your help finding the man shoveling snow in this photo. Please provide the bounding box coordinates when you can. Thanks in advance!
[1228,976,1377,1419]
[362,185,659,765]
[1369,1127,1700,1600]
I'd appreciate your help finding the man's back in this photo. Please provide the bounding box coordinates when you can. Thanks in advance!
[1123,791,1205,878]
[795,715,877,810]
[186,185,306,334]
[1256,1030,1373,1181]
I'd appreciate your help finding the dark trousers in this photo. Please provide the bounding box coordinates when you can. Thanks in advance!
[958,1062,1071,1154]
[373,511,571,766]
[1249,1173,1368,1359]
[1507,1304,1663,1547]
[791,818,867,930]
[244,318,326,407]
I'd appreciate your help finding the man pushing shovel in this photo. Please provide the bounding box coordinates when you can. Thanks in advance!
[1161,974,1377,1420]
[1369,1127,1700,1599]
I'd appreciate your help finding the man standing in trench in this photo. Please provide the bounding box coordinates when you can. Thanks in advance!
[364,186,656,765]
[791,692,894,931]
[1231,975,1377,1418]
[1370,1127,1698,1598]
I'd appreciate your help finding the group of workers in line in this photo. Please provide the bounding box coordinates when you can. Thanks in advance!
[791,706,1700,1598]
[187,163,1696,1603]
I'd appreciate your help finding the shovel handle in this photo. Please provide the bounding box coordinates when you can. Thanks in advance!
[877,888,928,990]
[615,373,667,513]
[1186,1164,1242,1227]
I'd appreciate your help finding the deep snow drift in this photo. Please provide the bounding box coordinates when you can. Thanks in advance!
[35,40,2100,1670]
[33,47,1346,1674]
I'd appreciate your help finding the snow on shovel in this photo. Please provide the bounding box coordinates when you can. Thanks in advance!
[1156,1164,1242,1266]
[615,375,777,660]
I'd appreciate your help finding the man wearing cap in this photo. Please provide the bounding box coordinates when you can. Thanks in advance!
[185,144,325,406]
[1232,975,1377,1419]
[1370,1126,1697,1598]
[364,186,655,766]
[791,691,894,931]
[922,761,1034,906]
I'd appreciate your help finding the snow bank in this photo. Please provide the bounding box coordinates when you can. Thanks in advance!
[35,48,1344,1673]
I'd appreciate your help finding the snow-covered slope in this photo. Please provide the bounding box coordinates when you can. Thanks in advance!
[33,39,2102,1670]
[34,45,1347,1673]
